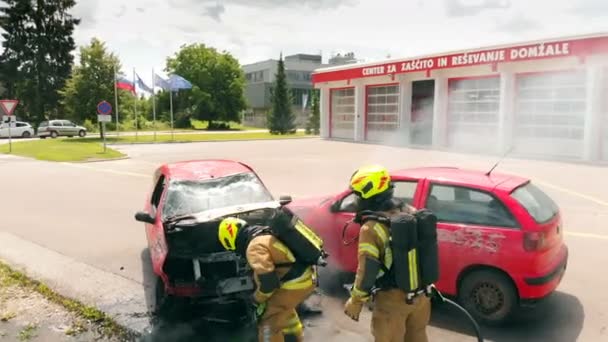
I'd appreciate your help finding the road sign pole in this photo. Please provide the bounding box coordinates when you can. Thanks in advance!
[7,122,11,153]
[102,121,107,153]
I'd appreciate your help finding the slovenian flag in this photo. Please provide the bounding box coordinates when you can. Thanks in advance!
[116,77,136,94]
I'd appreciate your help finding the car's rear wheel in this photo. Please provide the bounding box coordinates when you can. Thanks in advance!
[78,130,86,137]
[50,131,58,138]
[458,269,517,325]
[21,131,31,138]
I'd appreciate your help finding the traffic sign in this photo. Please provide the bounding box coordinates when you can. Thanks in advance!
[97,101,112,115]
[2,116,16,123]
[97,114,112,122]
[0,99,19,116]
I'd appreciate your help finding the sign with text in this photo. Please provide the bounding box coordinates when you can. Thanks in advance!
[313,36,608,83]
[98,114,112,122]
[2,116,16,123]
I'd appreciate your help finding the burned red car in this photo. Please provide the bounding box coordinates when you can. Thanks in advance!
[135,159,291,324]
[286,167,568,324]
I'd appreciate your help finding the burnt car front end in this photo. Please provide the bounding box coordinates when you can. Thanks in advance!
[155,171,278,324]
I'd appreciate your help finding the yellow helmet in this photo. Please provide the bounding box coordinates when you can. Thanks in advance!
[218,217,247,251]
[349,165,392,200]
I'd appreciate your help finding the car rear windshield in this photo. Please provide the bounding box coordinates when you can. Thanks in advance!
[39,121,48,127]
[511,182,559,224]
[162,172,274,220]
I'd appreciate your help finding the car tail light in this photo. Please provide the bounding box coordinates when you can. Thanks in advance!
[524,231,547,251]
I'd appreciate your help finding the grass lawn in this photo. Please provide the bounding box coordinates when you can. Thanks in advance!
[0,138,125,162]
[96,131,314,143]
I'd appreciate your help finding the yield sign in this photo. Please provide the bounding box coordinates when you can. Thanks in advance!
[0,100,19,116]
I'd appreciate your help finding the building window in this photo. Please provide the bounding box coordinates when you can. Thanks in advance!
[330,88,355,137]
[514,71,586,141]
[448,77,501,136]
[366,85,400,133]
[291,88,311,107]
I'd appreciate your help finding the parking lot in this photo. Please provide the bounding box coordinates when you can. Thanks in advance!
[1,138,607,341]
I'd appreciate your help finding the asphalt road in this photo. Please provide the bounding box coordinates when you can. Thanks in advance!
[1,139,607,341]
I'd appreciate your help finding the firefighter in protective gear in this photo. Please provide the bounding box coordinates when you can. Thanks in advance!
[343,165,432,342]
[219,217,316,342]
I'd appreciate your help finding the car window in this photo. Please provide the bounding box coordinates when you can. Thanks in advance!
[39,121,48,127]
[16,123,26,127]
[393,181,418,205]
[426,184,519,228]
[51,121,62,127]
[511,182,559,224]
[338,193,359,212]
[150,175,166,210]
[63,121,75,127]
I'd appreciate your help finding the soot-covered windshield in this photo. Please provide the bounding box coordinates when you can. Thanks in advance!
[162,172,274,220]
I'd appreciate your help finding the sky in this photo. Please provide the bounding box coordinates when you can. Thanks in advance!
[22,0,608,86]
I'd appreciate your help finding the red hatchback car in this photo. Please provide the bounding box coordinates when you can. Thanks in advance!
[287,167,568,324]
[135,159,285,324]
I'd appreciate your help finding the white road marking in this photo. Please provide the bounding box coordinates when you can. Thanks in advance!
[534,179,608,208]
[565,232,608,240]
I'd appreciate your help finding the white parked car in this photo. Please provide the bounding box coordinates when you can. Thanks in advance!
[0,121,35,138]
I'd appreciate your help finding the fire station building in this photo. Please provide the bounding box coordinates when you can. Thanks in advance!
[311,33,608,162]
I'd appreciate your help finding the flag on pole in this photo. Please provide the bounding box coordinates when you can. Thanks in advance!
[135,73,154,93]
[167,74,193,90]
[116,77,136,94]
[154,74,171,91]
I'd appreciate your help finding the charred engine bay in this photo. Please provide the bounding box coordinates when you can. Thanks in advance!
[161,207,277,295]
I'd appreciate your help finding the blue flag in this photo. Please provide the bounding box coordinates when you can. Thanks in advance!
[135,73,153,93]
[154,74,171,91]
[168,74,193,90]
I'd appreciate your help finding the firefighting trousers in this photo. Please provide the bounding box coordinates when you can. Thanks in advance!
[370,288,431,342]
[257,285,316,342]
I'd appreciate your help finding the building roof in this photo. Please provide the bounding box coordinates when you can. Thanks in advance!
[312,32,608,84]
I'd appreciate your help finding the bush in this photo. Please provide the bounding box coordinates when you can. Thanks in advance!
[82,119,98,133]
[207,121,231,130]
[174,113,193,129]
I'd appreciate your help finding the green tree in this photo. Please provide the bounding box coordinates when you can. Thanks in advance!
[165,43,247,128]
[267,53,296,134]
[306,89,320,135]
[60,38,122,127]
[0,0,79,124]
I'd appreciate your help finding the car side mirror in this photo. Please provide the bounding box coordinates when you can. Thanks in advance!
[135,211,155,224]
[279,195,292,206]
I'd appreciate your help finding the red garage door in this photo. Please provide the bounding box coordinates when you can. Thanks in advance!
[330,88,355,140]
[447,76,501,153]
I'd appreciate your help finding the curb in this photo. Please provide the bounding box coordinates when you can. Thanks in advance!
[70,156,131,163]
[106,136,320,146]
[0,232,149,340]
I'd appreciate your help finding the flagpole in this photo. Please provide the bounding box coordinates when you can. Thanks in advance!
[169,85,174,141]
[133,67,138,141]
[152,69,157,142]
[114,64,120,137]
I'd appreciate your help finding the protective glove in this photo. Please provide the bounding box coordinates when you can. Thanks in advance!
[344,297,364,322]
[255,301,267,320]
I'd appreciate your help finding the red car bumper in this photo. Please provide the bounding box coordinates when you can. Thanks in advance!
[516,244,568,303]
